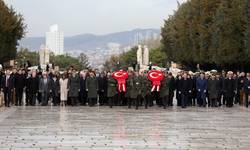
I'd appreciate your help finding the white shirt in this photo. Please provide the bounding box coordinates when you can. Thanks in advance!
[6,75,10,87]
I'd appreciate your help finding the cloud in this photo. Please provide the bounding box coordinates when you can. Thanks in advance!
[4,0,188,37]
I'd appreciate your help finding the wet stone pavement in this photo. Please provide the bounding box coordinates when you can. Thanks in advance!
[0,103,249,150]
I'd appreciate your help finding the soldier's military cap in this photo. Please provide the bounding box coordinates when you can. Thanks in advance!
[200,72,205,76]
[101,71,105,74]
[144,70,149,73]
[169,72,172,76]
[228,71,233,75]
[72,69,76,72]
[222,70,226,73]
[128,69,132,73]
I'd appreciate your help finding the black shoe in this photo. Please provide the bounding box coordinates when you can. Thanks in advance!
[128,106,131,108]
[136,106,138,110]
[203,106,206,107]
[193,104,195,106]
[110,106,112,108]
[199,105,201,107]
[246,106,248,108]
[90,105,92,107]
[8,105,10,107]
[164,107,166,109]
[15,104,18,106]
[219,104,222,107]
[145,105,148,109]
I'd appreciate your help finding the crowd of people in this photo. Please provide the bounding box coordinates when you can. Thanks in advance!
[0,63,250,110]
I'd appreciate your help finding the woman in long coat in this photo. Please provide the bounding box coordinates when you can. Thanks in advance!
[59,74,68,106]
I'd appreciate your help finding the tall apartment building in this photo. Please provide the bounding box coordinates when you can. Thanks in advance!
[46,24,64,55]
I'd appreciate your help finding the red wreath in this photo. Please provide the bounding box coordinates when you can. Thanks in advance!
[113,71,129,92]
[148,71,164,92]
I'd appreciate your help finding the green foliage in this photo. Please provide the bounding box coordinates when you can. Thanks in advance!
[77,52,90,69]
[50,53,88,71]
[161,0,250,71]
[17,47,39,66]
[0,0,27,64]
[104,45,168,70]
[149,45,167,67]
[120,46,137,70]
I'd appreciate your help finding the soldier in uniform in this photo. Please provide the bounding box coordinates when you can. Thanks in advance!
[160,71,170,109]
[208,73,219,107]
[224,71,236,108]
[142,70,151,109]
[67,69,80,107]
[86,71,99,107]
[130,68,143,110]
[107,70,117,108]
[125,70,133,108]
[216,73,223,106]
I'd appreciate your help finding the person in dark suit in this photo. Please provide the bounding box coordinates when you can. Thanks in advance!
[39,74,52,106]
[132,62,136,71]
[97,72,107,106]
[51,75,60,106]
[1,70,14,107]
[27,72,39,106]
[196,73,208,107]
[237,72,245,105]
[14,69,26,106]
[243,72,250,108]
[224,71,236,108]
[216,73,223,106]
[178,73,192,108]
[175,75,182,106]
[79,72,88,105]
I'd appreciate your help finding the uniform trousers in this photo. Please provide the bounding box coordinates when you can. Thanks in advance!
[71,97,77,106]
[162,95,169,108]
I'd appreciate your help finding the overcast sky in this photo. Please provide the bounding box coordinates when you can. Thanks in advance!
[4,0,187,37]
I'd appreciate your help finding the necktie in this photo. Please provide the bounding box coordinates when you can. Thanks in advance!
[6,76,9,87]
[45,79,46,85]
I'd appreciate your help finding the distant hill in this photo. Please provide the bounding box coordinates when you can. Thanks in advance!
[18,28,160,51]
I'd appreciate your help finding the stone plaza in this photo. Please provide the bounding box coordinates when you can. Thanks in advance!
[0,103,249,150]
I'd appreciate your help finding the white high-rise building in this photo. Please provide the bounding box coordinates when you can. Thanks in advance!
[46,24,64,55]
